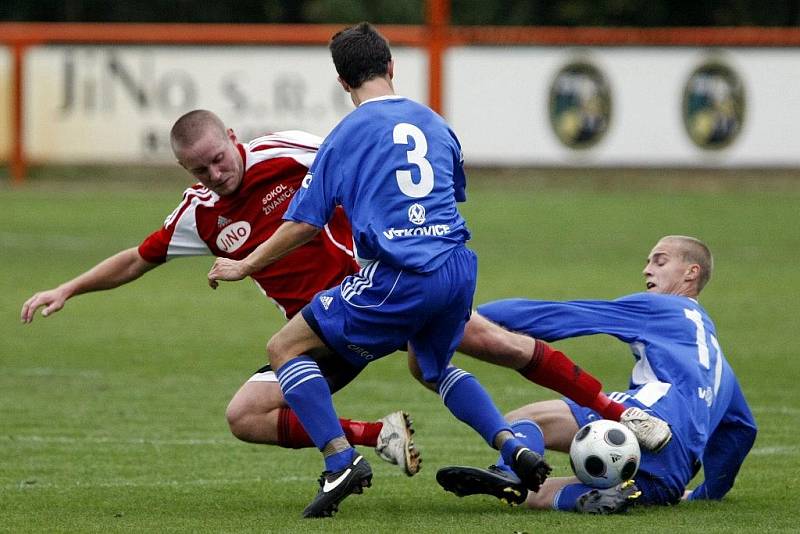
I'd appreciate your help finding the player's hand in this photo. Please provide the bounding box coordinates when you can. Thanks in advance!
[20,289,67,323]
[207,258,249,289]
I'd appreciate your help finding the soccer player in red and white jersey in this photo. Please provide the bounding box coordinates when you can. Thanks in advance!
[20,109,421,476]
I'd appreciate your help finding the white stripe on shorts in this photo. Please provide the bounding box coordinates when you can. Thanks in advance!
[247,370,277,383]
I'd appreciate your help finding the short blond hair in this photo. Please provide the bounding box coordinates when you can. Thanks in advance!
[170,109,227,152]
[660,235,714,292]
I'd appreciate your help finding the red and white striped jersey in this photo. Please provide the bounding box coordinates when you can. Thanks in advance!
[138,130,359,318]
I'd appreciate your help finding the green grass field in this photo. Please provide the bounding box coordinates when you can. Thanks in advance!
[2,167,799,532]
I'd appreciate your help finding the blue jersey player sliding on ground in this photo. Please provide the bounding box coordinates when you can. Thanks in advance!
[207,22,550,518]
[437,235,757,514]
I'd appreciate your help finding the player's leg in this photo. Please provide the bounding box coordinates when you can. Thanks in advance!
[266,310,372,518]
[276,261,432,517]
[407,352,433,391]
[463,311,671,452]
[457,311,534,368]
[267,313,354,461]
[224,365,419,474]
[460,312,624,420]
[436,418,547,505]
[413,247,550,492]
[437,402,569,502]
[225,374,285,444]
[226,354,366,446]
[527,477,641,514]
[438,399,641,513]
[506,399,578,452]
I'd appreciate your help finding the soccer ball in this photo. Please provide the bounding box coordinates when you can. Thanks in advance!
[569,419,641,489]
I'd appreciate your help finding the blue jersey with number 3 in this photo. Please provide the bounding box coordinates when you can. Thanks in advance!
[284,96,470,272]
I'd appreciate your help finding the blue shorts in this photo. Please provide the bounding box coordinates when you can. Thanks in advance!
[302,246,477,383]
[565,397,687,505]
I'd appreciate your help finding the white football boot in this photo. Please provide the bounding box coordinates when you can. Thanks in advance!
[620,407,672,453]
[374,411,421,476]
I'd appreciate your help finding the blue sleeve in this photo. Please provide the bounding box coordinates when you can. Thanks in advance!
[476,294,651,344]
[283,142,341,228]
[452,132,467,202]
[688,380,757,501]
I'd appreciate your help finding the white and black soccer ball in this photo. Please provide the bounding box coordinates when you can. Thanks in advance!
[569,419,641,489]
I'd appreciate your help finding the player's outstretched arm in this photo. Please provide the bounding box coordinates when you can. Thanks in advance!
[207,221,320,289]
[686,383,757,501]
[20,247,158,323]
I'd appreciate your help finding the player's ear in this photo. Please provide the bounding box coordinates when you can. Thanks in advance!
[685,263,700,281]
[337,76,351,93]
[227,128,238,144]
[387,59,394,80]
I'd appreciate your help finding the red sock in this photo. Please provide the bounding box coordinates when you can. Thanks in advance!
[592,392,626,421]
[340,418,383,446]
[518,340,625,420]
[277,408,383,448]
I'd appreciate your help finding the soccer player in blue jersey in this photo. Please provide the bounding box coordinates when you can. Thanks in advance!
[437,236,757,514]
[207,22,550,518]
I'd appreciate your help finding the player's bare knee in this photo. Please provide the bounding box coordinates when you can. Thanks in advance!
[225,394,280,444]
[265,334,291,369]
[225,399,251,441]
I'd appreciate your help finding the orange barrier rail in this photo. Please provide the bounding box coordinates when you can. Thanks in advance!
[448,25,800,46]
[3,1,800,183]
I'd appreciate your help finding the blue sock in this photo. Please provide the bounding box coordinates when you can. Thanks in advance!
[324,448,356,473]
[496,419,545,476]
[275,356,352,472]
[554,483,596,511]
[437,367,514,446]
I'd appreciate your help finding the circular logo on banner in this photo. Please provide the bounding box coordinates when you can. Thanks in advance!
[683,61,745,150]
[549,61,612,149]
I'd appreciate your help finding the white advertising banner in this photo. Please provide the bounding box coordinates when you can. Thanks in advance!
[0,48,11,160]
[11,44,800,167]
[23,45,427,164]
[446,46,800,167]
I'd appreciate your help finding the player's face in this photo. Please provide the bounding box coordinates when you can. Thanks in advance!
[176,128,244,196]
[643,239,693,296]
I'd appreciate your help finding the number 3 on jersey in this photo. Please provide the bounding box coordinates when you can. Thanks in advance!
[393,123,434,198]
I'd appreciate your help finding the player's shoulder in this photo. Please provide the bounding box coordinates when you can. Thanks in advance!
[246,130,323,152]
[162,183,218,228]
[619,292,705,314]
[180,183,214,201]
[243,130,322,171]
[352,96,430,121]
[613,291,668,310]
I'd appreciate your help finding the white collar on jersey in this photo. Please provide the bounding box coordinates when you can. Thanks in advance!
[359,95,405,106]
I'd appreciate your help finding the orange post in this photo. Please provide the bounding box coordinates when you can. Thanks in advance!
[426,0,450,115]
[10,43,26,185]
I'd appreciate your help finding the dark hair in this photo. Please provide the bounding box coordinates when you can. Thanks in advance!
[329,22,392,89]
